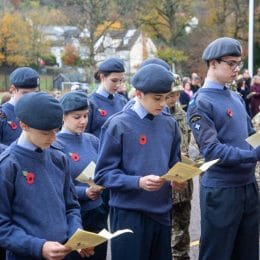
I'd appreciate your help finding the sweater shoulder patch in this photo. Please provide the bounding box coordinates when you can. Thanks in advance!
[50,141,63,151]
[190,115,202,123]
[0,150,10,162]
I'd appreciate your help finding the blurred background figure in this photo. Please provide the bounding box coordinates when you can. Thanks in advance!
[190,72,201,94]
[242,69,252,89]
[52,89,62,100]
[236,75,251,116]
[179,77,192,112]
[250,75,260,117]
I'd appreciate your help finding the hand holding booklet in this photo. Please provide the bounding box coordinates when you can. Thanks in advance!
[75,161,104,189]
[64,228,133,250]
[246,132,260,148]
[161,158,219,183]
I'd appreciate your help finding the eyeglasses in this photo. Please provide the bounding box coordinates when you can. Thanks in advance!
[217,59,244,70]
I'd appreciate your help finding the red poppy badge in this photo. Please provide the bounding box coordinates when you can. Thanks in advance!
[23,171,35,185]
[70,152,80,161]
[98,109,107,117]
[7,121,17,130]
[139,134,147,145]
[226,108,233,117]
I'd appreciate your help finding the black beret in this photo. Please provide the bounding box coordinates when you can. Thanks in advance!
[202,37,242,62]
[60,91,89,113]
[132,64,174,94]
[10,67,40,88]
[98,57,125,73]
[139,58,171,71]
[15,92,63,130]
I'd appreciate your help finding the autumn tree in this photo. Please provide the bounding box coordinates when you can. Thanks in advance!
[0,13,32,66]
[26,7,68,66]
[61,44,80,66]
[135,0,194,71]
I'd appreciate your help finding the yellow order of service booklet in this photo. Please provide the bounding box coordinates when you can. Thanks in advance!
[64,228,133,250]
[161,158,219,183]
[75,161,104,189]
[246,132,260,148]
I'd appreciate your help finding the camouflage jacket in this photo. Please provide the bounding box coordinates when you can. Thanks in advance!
[170,102,193,203]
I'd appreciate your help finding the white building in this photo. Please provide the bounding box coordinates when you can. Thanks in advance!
[42,26,157,73]
[95,29,157,74]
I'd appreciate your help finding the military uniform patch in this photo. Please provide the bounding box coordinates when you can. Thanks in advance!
[190,115,201,123]
[194,123,201,131]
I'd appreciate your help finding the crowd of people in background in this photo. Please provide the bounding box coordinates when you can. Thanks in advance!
[0,37,259,260]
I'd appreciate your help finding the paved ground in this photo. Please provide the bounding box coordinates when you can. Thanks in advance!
[189,176,200,259]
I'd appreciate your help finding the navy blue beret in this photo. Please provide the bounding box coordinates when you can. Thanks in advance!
[98,57,125,73]
[15,92,63,130]
[60,91,89,113]
[132,64,174,94]
[202,37,242,62]
[139,58,171,71]
[10,67,40,88]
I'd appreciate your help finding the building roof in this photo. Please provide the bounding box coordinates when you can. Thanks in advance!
[95,29,140,52]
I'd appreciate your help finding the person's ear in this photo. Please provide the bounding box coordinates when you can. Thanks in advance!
[135,90,144,99]
[20,121,30,131]
[210,60,217,69]
[9,85,17,95]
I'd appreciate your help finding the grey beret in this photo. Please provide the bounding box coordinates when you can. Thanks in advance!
[99,57,125,73]
[132,64,174,94]
[15,92,63,130]
[139,58,171,71]
[202,37,242,62]
[10,67,40,88]
[60,91,89,113]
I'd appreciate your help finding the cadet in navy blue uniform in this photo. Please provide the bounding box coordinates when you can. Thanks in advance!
[57,91,107,260]
[0,92,94,260]
[95,64,185,260]
[123,57,171,111]
[86,57,127,137]
[0,67,39,146]
[187,37,260,260]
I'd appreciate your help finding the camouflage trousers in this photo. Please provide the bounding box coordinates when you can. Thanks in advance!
[171,180,193,260]
[171,201,191,260]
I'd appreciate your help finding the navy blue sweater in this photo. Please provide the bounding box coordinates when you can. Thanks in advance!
[0,143,82,259]
[86,92,127,137]
[94,109,181,226]
[56,132,102,211]
[0,103,22,145]
[187,87,257,187]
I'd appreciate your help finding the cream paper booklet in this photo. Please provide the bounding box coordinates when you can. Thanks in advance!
[162,158,219,183]
[75,161,104,189]
[64,228,133,250]
[246,132,260,148]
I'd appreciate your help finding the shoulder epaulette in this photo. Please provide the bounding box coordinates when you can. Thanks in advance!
[50,141,63,151]
[0,149,10,162]
[161,110,172,117]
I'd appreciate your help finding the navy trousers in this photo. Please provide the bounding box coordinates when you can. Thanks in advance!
[81,205,108,260]
[199,182,259,260]
[110,207,172,260]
